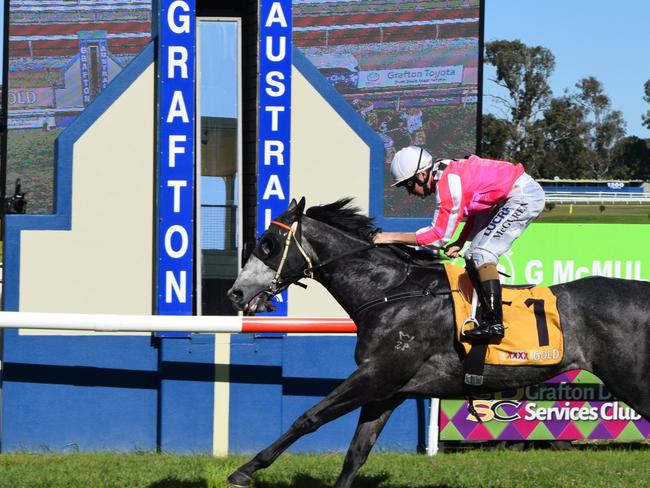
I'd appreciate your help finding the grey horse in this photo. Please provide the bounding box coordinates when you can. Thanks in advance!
[226,198,650,488]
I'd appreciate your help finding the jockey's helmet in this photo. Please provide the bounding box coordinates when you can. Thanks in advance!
[390,146,433,187]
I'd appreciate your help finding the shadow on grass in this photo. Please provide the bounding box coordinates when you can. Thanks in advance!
[573,441,650,451]
[442,440,650,452]
[251,472,454,488]
[148,478,206,488]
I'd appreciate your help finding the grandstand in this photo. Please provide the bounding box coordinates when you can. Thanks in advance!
[9,0,150,58]
[539,179,650,204]
[294,0,480,110]
[8,0,151,129]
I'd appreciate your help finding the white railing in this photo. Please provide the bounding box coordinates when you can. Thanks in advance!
[0,312,357,334]
[544,192,650,204]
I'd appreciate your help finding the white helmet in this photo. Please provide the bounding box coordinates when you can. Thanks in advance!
[389,146,433,187]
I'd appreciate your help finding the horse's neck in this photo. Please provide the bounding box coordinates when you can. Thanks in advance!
[302,219,437,317]
[300,219,375,314]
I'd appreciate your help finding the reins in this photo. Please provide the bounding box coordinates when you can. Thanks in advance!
[310,242,376,273]
[352,248,455,317]
[265,219,456,317]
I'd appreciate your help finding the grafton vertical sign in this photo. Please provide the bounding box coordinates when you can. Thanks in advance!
[258,0,292,315]
[157,0,195,316]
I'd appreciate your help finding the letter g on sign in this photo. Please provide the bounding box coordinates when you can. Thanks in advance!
[168,0,191,33]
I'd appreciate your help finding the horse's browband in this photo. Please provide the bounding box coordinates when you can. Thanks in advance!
[271,220,292,231]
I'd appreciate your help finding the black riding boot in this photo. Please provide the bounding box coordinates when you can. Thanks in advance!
[465,278,505,340]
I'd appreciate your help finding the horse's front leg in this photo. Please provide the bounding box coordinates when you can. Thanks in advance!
[333,395,405,488]
[227,364,412,487]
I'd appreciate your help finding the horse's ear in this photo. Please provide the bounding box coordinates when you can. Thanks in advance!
[287,198,297,212]
[297,197,306,216]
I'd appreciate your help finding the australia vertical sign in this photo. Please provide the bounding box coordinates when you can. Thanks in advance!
[156,0,195,318]
[258,0,292,315]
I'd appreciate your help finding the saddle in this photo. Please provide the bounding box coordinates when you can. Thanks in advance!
[443,263,564,388]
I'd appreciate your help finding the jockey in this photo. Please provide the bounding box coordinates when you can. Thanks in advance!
[374,145,545,340]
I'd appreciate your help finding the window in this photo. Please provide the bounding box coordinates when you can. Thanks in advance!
[196,18,241,315]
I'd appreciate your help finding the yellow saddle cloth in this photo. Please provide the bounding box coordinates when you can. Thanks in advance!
[444,263,564,366]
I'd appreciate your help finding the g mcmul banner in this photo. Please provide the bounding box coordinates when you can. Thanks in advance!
[442,223,650,440]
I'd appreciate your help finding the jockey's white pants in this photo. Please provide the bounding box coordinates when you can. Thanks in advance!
[465,173,545,268]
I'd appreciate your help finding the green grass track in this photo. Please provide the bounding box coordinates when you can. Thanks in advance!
[538,203,650,223]
[0,449,648,488]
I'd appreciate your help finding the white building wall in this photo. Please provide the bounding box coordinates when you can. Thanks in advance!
[288,66,371,317]
[19,65,155,316]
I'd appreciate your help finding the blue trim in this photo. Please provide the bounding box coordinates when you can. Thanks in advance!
[1,335,159,452]
[155,0,195,319]
[2,42,155,313]
[291,49,388,225]
[60,53,80,75]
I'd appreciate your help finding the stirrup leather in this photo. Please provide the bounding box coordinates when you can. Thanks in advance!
[460,282,505,339]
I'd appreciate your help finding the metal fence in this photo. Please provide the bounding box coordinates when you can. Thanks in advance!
[544,192,650,204]
[201,204,237,250]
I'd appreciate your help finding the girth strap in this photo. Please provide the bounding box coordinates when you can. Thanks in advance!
[463,341,488,423]
[463,341,488,387]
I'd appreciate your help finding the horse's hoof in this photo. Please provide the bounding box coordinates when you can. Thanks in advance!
[227,470,252,488]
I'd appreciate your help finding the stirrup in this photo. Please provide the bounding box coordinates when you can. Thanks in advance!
[461,316,480,337]
[464,322,504,340]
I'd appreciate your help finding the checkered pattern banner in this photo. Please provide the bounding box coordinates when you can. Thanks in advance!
[440,370,650,441]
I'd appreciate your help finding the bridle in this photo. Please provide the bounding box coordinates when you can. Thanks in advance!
[250,215,454,318]
[267,219,314,294]
[258,218,375,298]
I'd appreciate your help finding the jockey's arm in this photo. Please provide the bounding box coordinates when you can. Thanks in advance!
[373,232,419,246]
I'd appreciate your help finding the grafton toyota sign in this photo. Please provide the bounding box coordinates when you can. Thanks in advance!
[358,65,463,88]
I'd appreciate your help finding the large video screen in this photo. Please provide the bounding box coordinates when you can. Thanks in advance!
[293,0,482,219]
[6,0,152,213]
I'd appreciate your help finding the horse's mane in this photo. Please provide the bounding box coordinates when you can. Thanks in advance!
[306,198,375,240]
[305,198,441,264]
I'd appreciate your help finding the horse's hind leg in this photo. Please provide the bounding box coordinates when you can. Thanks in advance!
[227,366,409,487]
[333,395,406,488]
[598,374,650,421]
[594,361,650,421]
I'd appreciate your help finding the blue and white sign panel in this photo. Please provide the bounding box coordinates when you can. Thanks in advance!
[156,0,195,318]
[258,0,292,315]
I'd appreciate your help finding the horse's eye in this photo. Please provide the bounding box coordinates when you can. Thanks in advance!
[260,237,275,256]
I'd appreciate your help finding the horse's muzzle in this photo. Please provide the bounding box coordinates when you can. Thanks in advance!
[227,288,275,315]
[227,288,247,309]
